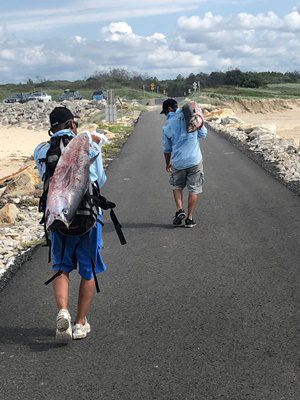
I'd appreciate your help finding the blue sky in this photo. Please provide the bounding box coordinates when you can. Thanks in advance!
[0,1,300,83]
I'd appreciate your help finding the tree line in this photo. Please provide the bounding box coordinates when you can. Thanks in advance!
[2,68,300,98]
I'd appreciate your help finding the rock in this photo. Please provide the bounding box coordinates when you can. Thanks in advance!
[204,108,232,121]
[0,187,6,198]
[3,166,41,197]
[221,116,244,125]
[0,203,20,225]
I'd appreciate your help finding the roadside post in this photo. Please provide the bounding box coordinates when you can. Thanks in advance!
[105,89,117,123]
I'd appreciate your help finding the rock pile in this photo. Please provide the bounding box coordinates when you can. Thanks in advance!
[0,99,107,130]
[204,106,300,190]
[0,196,44,278]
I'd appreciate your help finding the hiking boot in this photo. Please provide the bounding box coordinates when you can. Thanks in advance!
[173,209,186,225]
[72,319,91,340]
[185,218,196,228]
[55,309,72,342]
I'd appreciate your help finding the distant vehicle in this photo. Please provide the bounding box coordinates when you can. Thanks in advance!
[4,93,30,104]
[59,90,83,101]
[28,92,52,102]
[92,90,107,101]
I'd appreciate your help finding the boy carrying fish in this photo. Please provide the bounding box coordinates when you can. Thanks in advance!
[34,106,107,341]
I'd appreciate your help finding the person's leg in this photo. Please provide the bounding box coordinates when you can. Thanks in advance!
[187,193,199,220]
[185,163,204,225]
[53,272,72,341]
[173,189,183,210]
[52,272,70,310]
[74,222,106,328]
[75,278,96,325]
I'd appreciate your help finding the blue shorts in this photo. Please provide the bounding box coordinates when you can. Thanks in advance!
[50,218,106,281]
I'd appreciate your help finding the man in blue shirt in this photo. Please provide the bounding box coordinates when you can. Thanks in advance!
[161,98,207,228]
[34,106,107,341]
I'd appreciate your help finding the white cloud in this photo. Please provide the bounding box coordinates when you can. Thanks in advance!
[73,35,87,44]
[146,33,167,43]
[0,49,15,60]
[178,13,223,32]
[147,45,207,68]
[236,11,282,29]
[1,8,300,83]
[284,11,300,30]
[23,45,46,66]
[101,22,133,41]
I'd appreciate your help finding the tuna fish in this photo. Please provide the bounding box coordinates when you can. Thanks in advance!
[45,132,97,230]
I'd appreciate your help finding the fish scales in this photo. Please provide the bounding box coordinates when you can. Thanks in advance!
[45,132,94,230]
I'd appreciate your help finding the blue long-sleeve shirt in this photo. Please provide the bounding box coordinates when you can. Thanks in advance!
[162,109,207,170]
[33,129,106,188]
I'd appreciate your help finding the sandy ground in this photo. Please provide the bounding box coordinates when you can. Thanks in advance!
[234,109,300,145]
[0,125,47,180]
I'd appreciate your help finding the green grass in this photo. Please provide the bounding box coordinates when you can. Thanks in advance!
[100,124,134,162]
[200,84,300,100]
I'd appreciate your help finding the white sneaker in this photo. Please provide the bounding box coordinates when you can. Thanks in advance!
[72,319,91,340]
[55,309,72,342]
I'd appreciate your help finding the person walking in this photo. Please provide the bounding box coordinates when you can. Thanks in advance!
[34,106,107,341]
[161,98,207,228]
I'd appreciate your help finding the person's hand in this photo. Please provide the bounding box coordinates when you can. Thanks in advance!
[91,134,101,144]
[166,164,172,173]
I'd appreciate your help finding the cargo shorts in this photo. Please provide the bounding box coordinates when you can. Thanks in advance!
[169,162,204,194]
[50,218,106,281]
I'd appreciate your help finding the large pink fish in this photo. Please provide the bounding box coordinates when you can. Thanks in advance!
[45,132,97,230]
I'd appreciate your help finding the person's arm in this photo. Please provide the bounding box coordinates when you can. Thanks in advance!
[89,138,107,188]
[198,124,207,139]
[164,153,172,172]
[33,142,49,180]
[162,125,172,172]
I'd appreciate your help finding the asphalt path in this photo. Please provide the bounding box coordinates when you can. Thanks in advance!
[0,109,300,400]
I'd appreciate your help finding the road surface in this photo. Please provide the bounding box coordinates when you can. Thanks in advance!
[0,109,299,400]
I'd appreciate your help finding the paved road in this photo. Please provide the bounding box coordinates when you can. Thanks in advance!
[0,110,300,400]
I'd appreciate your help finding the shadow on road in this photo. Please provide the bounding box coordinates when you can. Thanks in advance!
[103,222,176,232]
[0,326,68,352]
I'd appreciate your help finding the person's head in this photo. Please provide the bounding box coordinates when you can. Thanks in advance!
[160,98,178,116]
[49,106,79,135]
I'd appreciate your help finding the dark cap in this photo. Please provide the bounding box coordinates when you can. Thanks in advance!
[160,98,178,114]
[49,106,79,128]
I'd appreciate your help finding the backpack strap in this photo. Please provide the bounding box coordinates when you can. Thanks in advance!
[44,235,67,286]
[110,208,126,245]
[92,181,127,245]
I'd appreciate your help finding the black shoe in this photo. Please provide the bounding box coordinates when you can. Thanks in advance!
[185,218,196,228]
[173,209,186,225]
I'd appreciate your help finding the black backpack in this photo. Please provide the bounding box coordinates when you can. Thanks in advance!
[38,134,126,291]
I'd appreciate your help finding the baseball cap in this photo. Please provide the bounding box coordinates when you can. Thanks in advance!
[49,106,79,128]
[160,98,178,114]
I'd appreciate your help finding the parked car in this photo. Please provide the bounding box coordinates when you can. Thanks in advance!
[4,93,30,104]
[92,90,107,101]
[59,90,83,101]
[28,92,52,102]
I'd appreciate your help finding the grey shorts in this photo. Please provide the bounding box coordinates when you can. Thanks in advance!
[169,163,204,194]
